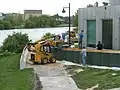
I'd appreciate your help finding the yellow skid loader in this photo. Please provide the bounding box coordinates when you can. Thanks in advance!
[28,40,62,64]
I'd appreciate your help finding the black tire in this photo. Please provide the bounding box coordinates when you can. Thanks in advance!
[50,58,56,63]
[41,58,48,64]
[33,62,38,64]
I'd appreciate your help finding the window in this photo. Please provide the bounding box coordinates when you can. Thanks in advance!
[43,45,51,53]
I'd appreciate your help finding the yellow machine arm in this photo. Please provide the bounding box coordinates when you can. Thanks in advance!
[33,38,45,44]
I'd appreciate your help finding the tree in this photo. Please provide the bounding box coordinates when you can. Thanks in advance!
[52,13,59,18]
[87,4,94,7]
[25,15,60,28]
[0,24,4,30]
[73,12,78,27]
[48,17,56,27]
[42,33,55,39]
[18,14,24,25]
[24,20,36,28]
[3,13,24,29]
[4,15,15,26]
[3,21,12,29]
[0,13,65,29]
[2,32,31,53]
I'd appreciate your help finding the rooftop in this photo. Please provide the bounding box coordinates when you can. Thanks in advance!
[24,10,42,13]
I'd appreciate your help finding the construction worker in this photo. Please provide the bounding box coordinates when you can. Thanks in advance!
[62,33,66,41]
[79,30,84,48]
[65,33,69,42]
[97,41,103,50]
[53,35,56,40]
[81,46,87,66]
[58,34,61,40]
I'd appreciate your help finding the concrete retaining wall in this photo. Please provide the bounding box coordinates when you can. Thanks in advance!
[53,49,120,67]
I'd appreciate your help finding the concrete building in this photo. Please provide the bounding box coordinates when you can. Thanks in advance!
[24,10,42,20]
[0,13,6,20]
[78,0,120,50]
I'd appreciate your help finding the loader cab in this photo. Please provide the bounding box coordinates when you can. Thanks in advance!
[40,43,55,53]
[43,45,51,53]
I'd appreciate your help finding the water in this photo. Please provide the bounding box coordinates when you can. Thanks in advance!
[0,27,74,46]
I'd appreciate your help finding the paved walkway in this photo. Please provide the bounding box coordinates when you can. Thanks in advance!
[27,62,78,90]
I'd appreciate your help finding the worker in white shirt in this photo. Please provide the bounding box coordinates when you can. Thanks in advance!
[81,47,87,65]
[65,34,69,42]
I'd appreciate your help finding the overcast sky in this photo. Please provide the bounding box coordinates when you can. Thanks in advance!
[0,0,107,16]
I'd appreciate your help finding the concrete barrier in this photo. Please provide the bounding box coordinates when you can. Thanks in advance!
[55,49,120,67]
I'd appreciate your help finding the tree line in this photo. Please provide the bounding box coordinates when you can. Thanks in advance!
[0,14,24,30]
[24,15,62,28]
[0,12,78,30]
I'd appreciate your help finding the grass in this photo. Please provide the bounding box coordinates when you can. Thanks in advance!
[0,53,34,90]
[64,65,120,90]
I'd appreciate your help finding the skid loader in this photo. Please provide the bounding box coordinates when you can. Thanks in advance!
[28,40,62,64]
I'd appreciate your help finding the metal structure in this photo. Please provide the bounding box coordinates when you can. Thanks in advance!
[62,3,71,46]
[109,0,120,5]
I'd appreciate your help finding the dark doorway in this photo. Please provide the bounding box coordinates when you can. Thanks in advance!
[102,20,113,49]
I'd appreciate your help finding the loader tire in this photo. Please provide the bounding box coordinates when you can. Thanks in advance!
[50,58,56,63]
[33,62,38,64]
[41,58,48,64]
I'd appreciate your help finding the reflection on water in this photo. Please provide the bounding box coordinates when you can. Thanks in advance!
[0,27,74,46]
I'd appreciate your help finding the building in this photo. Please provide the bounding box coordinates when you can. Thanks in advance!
[78,0,120,50]
[24,10,42,20]
[0,13,6,20]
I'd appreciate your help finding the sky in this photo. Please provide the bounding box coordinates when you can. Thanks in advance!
[0,0,107,16]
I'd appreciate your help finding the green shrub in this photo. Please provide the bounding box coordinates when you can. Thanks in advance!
[42,32,55,39]
[0,51,16,59]
[0,24,4,30]
[2,32,31,53]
